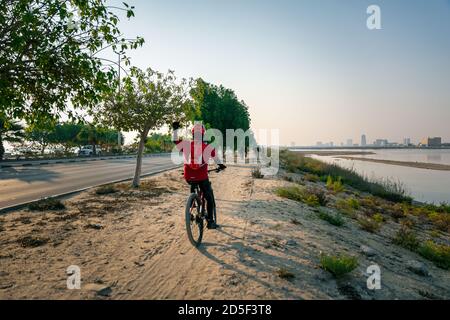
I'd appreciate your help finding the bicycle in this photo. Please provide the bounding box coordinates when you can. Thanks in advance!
[185,167,223,247]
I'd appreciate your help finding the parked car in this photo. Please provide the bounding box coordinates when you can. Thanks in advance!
[78,145,102,157]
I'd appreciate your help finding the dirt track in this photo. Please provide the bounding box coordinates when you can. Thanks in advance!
[0,166,449,299]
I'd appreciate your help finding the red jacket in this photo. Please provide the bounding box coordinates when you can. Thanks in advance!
[175,140,216,182]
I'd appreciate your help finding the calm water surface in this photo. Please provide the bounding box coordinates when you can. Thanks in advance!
[291,149,450,204]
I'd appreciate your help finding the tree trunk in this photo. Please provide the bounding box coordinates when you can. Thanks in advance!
[0,135,4,160]
[132,129,149,188]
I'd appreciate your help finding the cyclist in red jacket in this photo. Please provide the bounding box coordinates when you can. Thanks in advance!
[172,121,226,229]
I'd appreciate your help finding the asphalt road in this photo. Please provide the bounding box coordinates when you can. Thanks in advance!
[0,155,181,211]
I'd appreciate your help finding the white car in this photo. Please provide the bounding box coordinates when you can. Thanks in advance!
[78,145,102,156]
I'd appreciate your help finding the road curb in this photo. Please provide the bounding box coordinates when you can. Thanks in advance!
[0,165,182,214]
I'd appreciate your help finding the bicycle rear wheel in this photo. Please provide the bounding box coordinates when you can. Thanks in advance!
[185,193,204,247]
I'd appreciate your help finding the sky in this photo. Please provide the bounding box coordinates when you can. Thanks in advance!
[106,0,450,146]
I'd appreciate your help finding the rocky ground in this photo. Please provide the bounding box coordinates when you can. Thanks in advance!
[0,165,448,299]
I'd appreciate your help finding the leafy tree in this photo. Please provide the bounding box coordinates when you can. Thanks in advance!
[54,122,84,153]
[0,0,144,125]
[25,122,57,155]
[191,79,250,133]
[144,133,172,153]
[77,124,101,155]
[99,67,194,187]
[0,117,25,160]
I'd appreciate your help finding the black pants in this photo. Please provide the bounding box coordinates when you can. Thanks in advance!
[190,179,214,221]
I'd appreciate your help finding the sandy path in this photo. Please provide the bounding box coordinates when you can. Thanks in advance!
[1,165,449,300]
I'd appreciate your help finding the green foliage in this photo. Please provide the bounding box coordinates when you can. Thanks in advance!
[0,117,25,159]
[326,175,344,193]
[275,186,327,207]
[190,79,252,149]
[372,213,385,223]
[306,186,328,206]
[318,210,345,226]
[1,0,144,124]
[280,150,412,203]
[305,173,320,182]
[393,227,420,251]
[275,186,304,202]
[99,67,193,187]
[358,217,381,233]
[347,198,360,210]
[417,241,450,270]
[144,133,172,153]
[320,253,358,278]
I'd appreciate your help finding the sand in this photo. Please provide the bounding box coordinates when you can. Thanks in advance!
[0,166,449,299]
[337,156,450,171]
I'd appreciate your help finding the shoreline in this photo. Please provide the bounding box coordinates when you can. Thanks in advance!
[336,156,450,171]
[292,150,375,156]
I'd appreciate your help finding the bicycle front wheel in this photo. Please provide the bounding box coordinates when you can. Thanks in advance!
[185,193,204,247]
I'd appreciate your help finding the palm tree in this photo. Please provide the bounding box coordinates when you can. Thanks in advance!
[0,117,24,160]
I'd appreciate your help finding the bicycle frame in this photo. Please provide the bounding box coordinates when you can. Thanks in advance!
[190,184,206,217]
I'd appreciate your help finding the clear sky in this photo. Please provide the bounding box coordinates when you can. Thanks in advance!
[108,0,450,146]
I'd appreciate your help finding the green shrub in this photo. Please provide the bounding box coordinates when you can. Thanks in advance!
[280,150,412,203]
[393,227,420,251]
[276,186,327,207]
[326,175,345,193]
[95,185,118,195]
[372,213,385,223]
[305,186,328,206]
[427,211,450,233]
[318,210,345,226]
[347,198,360,210]
[417,241,450,270]
[304,173,320,182]
[320,253,358,278]
[28,198,65,211]
[275,186,304,202]
[358,217,381,233]
[304,195,320,207]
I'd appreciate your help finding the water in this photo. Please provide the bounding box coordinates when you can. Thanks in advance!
[291,149,450,204]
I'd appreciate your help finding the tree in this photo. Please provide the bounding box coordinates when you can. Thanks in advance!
[99,67,193,187]
[144,133,172,153]
[0,117,25,160]
[0,0,144,125]
[54,122,84,153]
[25,121,57,155]
[190,79,251,134]
[82,126,124,153]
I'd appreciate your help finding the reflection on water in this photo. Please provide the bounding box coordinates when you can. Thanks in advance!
[427,154,442,162]
[307,150,450,204]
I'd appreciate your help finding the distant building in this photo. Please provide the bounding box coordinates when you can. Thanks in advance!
[403,138,411,146]
[346,139,353,147]
[316,141,323,147]
[374,139,389,147]
[420,137,442,147]
[361,134,367,146]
